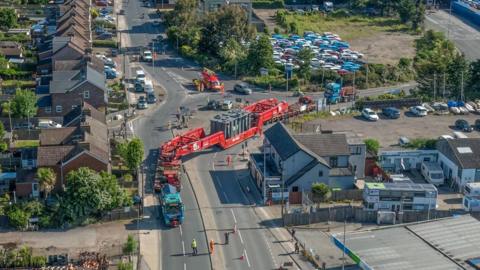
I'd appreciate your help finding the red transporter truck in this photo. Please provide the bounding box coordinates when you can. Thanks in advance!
[159,97,315,166]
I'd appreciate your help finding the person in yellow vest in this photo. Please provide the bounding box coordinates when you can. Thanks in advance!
[191,239,197,256]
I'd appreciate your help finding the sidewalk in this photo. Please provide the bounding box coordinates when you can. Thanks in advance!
[138,194,161,270]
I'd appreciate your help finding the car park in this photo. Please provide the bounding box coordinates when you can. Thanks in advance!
[362,108,379,121]
[455,119,473,132]
[382,107,400,119]
[233,83,252,95]
[410,106,428,117]
[137,96,148,109]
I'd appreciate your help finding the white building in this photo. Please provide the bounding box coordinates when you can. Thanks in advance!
[437,138,480,190]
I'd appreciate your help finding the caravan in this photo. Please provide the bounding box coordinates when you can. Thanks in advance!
[420,162,444,186]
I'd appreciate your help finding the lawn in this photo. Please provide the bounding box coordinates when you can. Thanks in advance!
[283,13,410,42]
[14,140,39,148]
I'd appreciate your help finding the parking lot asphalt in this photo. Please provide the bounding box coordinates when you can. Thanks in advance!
[308,110,480,149]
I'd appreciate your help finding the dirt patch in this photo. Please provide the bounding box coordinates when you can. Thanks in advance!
[253,9,417,65]
[350,32,417,65]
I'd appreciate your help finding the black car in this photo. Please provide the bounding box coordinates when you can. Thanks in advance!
[147,93,157,104]
[137,96,148,109]
[475,119,480,130]
[134,82,144,93]
[455,119,473,132]
[382,107,400,119]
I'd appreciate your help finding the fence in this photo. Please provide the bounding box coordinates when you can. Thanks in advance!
[330,190,363,201]
[283,205,467,226]
[356,98,421,110]
[100,206,140,222]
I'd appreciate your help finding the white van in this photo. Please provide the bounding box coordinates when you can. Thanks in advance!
[38,120,62,129]
[135,69,146,84]
[420,162,444,186]
[464,182,480,197]
[144,79,154,94]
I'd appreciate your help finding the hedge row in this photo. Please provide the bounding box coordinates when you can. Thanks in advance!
[252,0,284,9]
[93,40,118,48]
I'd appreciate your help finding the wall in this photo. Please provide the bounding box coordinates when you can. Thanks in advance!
[329,175,356,190]
[283,205,467,226]
[349,144,366,178]
[288,162,330,192]
[380,150,438,173]
[461,169,476,187]
[61,152,109,182]
[438,152,459,187]
[282,150,313,181]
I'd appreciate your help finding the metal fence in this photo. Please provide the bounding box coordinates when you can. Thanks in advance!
[100,206,140,222]
[283,205,467,226]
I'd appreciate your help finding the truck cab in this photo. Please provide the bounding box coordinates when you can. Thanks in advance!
[160,184,184,226]
[324,83,357,104]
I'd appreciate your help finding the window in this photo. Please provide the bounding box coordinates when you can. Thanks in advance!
[55,105,62,113]
[423,157,431,162]
[318,170,323,177]
[45,106,51,113]
[83,90,90,99]
[292,186,299,192]
[329,157,338,168]
[351,146,362,155]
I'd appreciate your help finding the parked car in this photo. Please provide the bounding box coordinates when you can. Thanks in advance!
[382,107,400,119]
[361,108,379,121]
[38,120,62,129]
[97,32,113,40]
[409,106,428,117]
[399,136,410,147]
[134,82,144,92]
[147,93,157,104]
[137,96,148,109]
[110,48,118,57]
[13,122,34,130]
[476,119,480,130]
[233,83,252,95]
[455,119,473,132]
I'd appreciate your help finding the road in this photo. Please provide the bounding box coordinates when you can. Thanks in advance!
[119,1,211,270]
[425,9,480,60]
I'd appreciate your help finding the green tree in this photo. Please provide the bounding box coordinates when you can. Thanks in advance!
[467,60,480,99]
[411,0,425,31]
[0,121,6,152]
[123,234,138,255]
[311,183,331,203]
[297,48,314,81]
[219,38,247,75]
[246,35,274,75]
[364,138,380,155]
[0,8,17,30]
[119,138,144,172]
[118,261,134,270]
[0,193,10,215]
[90,8,99,19]
[37,168,56,199]
[11,89,37,119]
[7,206,30,230]
[397,0,415,24]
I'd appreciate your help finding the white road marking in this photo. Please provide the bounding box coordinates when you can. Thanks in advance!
[230,209,237,223]
[244,249,251,268]
[239,230,244,245]
[184,263,186,270]
[179,225,183,236]
[182,241,185,256]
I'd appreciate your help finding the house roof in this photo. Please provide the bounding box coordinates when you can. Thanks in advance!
[437,138,480,169]
[293,133,350,157]
[39,127,78,146]
[53,56,103,73]
[37,145,76,166]
[0,41,22,57]
[264,122,301,160]
[51,35,88,58]
[285,159,319,186]
[49,65,106,94]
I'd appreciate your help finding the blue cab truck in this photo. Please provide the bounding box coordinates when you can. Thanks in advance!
[160,184,184,227]
[324,82,357,104]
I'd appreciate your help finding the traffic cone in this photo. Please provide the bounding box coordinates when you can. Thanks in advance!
[239,254,244,260]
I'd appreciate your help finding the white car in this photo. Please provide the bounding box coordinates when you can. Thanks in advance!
[410,106,428,117]
[362,108,379,121]
[142,50,153,62]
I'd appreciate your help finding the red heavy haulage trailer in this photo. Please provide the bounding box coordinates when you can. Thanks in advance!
[159,97,316,167]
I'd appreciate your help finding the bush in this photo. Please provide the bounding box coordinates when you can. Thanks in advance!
[118,261,133,270]
[311,183,331,202]
[94,20,116,29]
[405,138,437,149]
[179,45,196,58]
[123,234,138,255]
[364,139,380,155]
[7,207,30,230]
[252,0,284,9]
[330,9,351,18]
[93,40,118,48]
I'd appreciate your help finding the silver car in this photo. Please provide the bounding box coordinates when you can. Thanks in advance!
[234,83,252,95]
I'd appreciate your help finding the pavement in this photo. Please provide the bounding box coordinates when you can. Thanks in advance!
[425,9,480,60]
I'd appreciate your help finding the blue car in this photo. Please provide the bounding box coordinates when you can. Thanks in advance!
[382,107,400,119]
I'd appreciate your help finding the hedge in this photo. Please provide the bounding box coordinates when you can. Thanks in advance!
[252,0,284,9]
[93,40,118,48]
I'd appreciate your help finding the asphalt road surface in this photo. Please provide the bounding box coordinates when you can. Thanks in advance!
[425,9,480,60]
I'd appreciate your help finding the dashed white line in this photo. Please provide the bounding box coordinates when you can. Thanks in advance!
[179,225,183,236]
[238,230,244,245]
[244,249,251,268]
[182,241,185,256]
[230,209,237,224]
[184,263,186,270]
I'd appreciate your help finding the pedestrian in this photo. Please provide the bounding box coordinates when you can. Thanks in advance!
[226,155,231,166]
[294,242,299,254]
[291,228,296,241]
[210,239,215,254]
[191,239,197,256]
[225,232,229,245]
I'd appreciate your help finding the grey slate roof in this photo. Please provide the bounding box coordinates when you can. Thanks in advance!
[264,122,301,160]
[437,138,480,169]
[49,65,106,94]
[293,133,350,157]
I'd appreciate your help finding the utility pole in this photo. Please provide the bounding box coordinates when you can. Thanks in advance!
[447,1,453,39]
[365,63,369,89]
[433,72,437,101]
[461,71,464,102]
[443,72,446,100]
[152,41,155,73]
